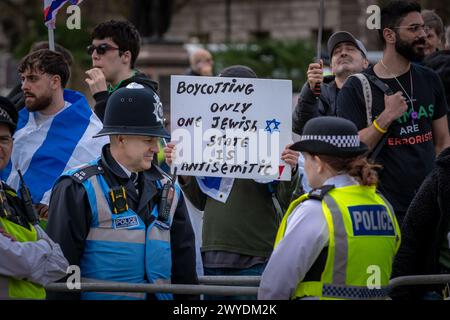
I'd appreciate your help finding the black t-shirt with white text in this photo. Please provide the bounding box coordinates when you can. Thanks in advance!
[337,64,448,212]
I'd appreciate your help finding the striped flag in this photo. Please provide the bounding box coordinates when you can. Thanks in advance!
[196,177,235,203]
[44,0,83,29]
[1,89,108,205]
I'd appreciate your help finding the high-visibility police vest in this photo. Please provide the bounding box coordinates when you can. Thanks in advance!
[275,184,401,300]
[63,160,181,300]
[0,189,46,299]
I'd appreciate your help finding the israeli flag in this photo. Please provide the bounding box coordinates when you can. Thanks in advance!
[195,176,275,203]
[1,90,109,205]
[195,177,235,203]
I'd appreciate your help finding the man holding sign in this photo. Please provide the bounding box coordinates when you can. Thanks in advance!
[165,65,299,299]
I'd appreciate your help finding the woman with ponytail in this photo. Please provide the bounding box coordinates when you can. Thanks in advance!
[258,116,401,300]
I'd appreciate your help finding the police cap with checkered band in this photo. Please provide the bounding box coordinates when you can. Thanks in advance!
[290,116,368,157]
[94,83,169,138]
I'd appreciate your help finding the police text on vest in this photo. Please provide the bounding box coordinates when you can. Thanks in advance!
[348,205,395,236]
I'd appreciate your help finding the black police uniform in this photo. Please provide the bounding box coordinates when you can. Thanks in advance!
[46,145,198,300]
[0,97,29,228]
[0,181,35,230]
[46,84,198,300]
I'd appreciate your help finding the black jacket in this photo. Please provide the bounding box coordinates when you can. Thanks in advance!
[423,50,450,108]
[46,145,198,300]
[93,71,159,122]
[390,146,450,300]
[292,75,338,135]
[6,83,25,111]
[185,68,201,76]
[423,50,450,130]
[0,181,34,230]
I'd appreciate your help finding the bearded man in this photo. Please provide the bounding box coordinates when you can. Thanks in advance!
[1,49,108,217]
[337,0,450,226]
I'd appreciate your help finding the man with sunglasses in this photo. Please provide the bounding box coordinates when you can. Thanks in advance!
[85,20,159,122]
[337,1,450,227]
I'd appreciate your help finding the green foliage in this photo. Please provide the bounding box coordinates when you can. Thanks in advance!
[212,40,315,92]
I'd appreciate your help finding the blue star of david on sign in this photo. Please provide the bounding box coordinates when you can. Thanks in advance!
[265,119,281,134]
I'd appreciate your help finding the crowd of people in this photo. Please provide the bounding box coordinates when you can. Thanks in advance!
[0,0,449,300]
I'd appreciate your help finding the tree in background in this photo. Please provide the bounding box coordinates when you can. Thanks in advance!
[213,40,315,93]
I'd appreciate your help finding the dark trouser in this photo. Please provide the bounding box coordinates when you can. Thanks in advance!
[203,263,266,300]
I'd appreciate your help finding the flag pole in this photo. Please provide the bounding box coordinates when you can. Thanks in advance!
[48,27,55,51]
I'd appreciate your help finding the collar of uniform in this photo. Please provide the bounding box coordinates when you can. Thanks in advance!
[141,164,164,182]
[101,144,164,182]
[116,160,134,179]
[323,174,359,188]
[100,144,130,180]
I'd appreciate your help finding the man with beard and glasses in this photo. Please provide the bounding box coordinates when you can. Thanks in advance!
[0,50,108,220]
[337,0,450,226]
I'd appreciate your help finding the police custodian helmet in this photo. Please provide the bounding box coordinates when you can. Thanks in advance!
[94,83,170,138]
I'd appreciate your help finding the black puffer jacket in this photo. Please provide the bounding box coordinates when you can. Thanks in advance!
[423,50,450,130]
[6,83,24,110]
[390,146,450,300]
[292,75,338,135]
[93,71,158,122]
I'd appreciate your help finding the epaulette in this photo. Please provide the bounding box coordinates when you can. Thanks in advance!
[69,164,104,183]
[307,184,335,200]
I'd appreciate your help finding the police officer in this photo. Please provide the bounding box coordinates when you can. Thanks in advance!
[0,96,68,299]
[46,84,198,300]
[258,117,401,300]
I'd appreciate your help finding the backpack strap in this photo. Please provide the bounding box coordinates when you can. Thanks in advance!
[364,73,394,96]
[351,73,395,126]
[364,73,395,160]
[351,73,373,126]
[350,73,395,160]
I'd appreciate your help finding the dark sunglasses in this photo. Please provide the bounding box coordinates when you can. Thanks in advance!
[87,43,121,55]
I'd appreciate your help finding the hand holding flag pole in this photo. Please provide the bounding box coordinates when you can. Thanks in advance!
[313,0,325,98]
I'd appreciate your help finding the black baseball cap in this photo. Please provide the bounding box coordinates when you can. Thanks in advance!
[327,31,368,58]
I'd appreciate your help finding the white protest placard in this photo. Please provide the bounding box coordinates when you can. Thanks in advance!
[170,75,292,180]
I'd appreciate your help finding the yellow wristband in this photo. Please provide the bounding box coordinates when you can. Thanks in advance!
[373,119,387,134]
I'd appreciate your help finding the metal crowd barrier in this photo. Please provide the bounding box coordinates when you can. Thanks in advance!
[389,274,450,289]
[389,274,450,300]
[45,274,450,298]
[198,276,261,286]
[46,282,258,296]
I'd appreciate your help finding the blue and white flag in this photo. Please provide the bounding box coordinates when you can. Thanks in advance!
[1,89,109,205]
[195,176,275,203]
[195,177,234,203]
[44,0,83,29]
